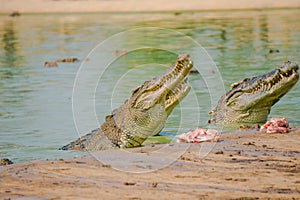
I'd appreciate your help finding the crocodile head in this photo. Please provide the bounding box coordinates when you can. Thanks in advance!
[113,54,193,147]
[130,54,192,114]
[208,61,299,127]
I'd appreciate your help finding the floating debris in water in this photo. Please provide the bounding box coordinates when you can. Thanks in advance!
[174,12,182,16]
[44,61,58,67]
[44,57,85,67]
[114,49,127,57]
[9,11,21,17]
[269,49,280,53]
[56,57,80,63]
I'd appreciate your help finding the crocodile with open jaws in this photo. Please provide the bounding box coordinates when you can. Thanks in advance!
[60,54,193,150]
[208,61,299,127]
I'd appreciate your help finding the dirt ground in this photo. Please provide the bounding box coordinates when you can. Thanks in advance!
[1,127,299,199]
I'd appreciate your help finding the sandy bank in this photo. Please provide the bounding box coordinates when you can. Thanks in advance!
[1,127,299,199]
[1,0,300,14]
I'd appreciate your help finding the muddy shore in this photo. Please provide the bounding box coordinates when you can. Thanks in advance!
[1,127,299,199]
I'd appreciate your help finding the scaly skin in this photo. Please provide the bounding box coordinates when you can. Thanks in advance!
[208,61,299,127]
[60,54,193,150]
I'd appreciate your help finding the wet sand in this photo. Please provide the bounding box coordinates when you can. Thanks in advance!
[1,127,299,199]
[1,0,300,14]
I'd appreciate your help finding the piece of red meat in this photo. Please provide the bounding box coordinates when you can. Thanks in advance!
[176,128,220,143]
[261,118,289,133]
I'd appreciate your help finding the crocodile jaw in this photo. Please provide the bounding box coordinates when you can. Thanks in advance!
[209,61,299,126]
[130,54,193,114]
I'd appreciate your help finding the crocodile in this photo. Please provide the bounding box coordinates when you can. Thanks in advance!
[208,61,299,127]
[60,54,193,150]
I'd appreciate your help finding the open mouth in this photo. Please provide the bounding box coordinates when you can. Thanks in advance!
[245,62,298,94]
[225,61,299,106]
[165,77,190,109]
[164,55,193,110]
[231,61,299,94]
[132,54,193,111]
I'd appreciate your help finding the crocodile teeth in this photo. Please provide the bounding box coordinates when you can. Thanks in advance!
[268,82,272,89]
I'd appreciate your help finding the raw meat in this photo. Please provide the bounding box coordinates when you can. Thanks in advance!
[261,118,289,133]
[176,128,220,143]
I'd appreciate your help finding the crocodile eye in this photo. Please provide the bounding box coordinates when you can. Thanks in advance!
[243,78,250,82]
[227,100,236,107]
[131,85,141,95]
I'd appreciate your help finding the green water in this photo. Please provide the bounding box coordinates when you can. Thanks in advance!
[0,9,299,163]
